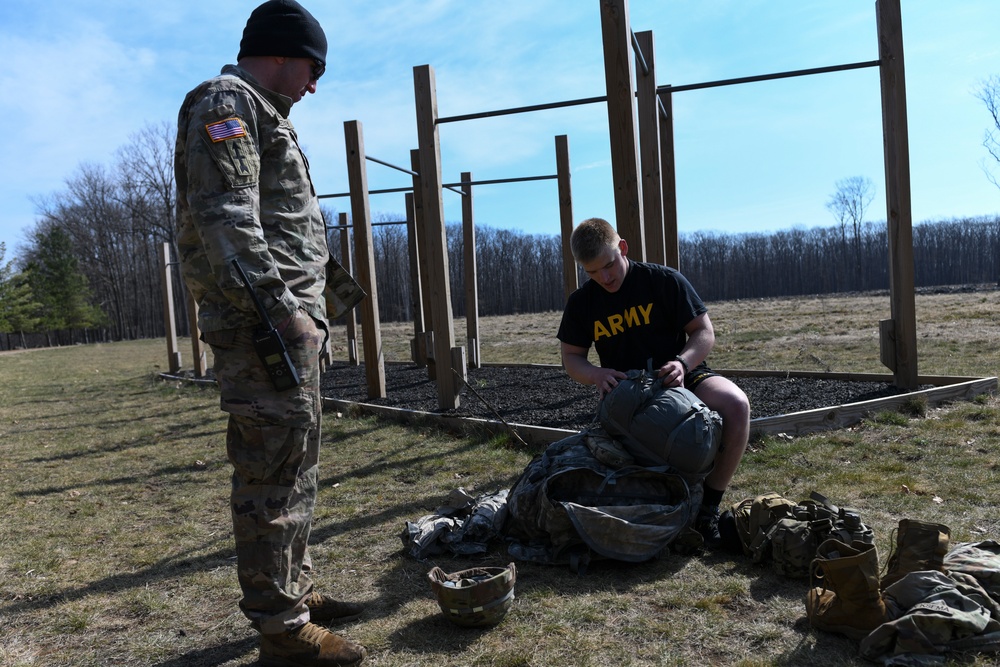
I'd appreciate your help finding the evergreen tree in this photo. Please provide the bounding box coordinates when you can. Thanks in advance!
[0,243,42,337]
[21,227,106,332]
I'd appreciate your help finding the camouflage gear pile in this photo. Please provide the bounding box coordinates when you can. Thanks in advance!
[503,429,701,572]
[860,567,1000,663]
[428,563,517,628]
[726,491,874,579]
[400,487,509,559]
[801,536,1000,664]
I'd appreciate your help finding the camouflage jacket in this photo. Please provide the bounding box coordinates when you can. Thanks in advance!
[859,542,1000,664]
[175,64,329,332]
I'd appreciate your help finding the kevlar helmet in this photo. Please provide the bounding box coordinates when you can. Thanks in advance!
[427,562,516,628]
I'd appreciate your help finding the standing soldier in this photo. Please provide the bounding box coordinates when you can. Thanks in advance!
[174,1,367,665]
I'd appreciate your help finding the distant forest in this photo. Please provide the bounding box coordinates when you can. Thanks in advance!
[357,214,1000,321]
[2,205,998,352]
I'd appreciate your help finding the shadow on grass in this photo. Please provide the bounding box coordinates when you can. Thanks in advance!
[150,636,258,667]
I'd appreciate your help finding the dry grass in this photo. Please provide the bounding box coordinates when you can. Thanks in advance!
[336,289,1000,377]
[1,289,998,667]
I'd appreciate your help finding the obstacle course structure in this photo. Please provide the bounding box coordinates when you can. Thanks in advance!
[161,0,996,438]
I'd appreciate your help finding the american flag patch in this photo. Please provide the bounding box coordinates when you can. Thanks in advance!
[206,118,246,142]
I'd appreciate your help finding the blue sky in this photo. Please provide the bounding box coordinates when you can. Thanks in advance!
[1,1,998,261]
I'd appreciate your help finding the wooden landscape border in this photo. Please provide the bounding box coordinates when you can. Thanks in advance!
[320,366,999,446]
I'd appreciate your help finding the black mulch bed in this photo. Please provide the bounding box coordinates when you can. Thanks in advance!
[320,363,925,432]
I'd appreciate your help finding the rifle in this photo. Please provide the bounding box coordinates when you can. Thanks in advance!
[231,259,301,391]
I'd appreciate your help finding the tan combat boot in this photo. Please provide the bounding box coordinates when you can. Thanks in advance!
[880,518,951,590]
[305,590,365,625]
[259,622,368,667]
[806,538,889,640]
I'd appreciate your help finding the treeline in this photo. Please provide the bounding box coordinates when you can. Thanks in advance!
[1,123,998,350]
[680,216,1000,301]
[348,215,1000,324]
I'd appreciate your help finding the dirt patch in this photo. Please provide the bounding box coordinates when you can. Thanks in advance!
[320,363,920,431]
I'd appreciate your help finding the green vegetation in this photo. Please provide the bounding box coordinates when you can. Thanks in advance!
[1,290,998,666]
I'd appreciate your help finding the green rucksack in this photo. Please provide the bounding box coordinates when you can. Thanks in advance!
[597,369,722,476]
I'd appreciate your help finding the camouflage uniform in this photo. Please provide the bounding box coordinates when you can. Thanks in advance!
[858,542,1000,664]
[175,64,331,634]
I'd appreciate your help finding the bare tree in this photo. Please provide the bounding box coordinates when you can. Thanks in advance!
[826,176,875,290]
[977,75,1000,190]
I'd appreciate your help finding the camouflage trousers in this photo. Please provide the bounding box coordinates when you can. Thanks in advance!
[860,565,1000,663]
[204,311,328,635]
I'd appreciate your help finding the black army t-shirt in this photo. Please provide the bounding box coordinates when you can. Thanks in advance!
[557,260,707,373]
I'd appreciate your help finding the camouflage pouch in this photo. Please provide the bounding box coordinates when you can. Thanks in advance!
[324,256,366,320]
[730,492,796,562]
[769,517,821,578]
[583,429,635,469]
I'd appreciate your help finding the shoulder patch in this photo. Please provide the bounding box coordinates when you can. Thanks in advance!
[205,118,247,143]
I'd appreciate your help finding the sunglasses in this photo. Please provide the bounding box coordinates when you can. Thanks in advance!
[311,59,325,81]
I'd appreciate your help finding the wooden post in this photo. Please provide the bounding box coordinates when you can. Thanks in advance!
[461,172,481,368]
[343,120,387,398]
[600,0,645,259]
[635,30,665,266]
[405,192,427,367]
[658,89,680,270]
[338,214,359,366]
[876,0,918,390]
[413,65,461,409]
[160,242,181,373]
[556,134,578,300]
[410,148,436,375]
[187,291,206,377]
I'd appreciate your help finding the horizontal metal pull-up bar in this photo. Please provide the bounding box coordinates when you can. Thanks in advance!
[319,186,413,199]
[326,220,404,230]
[446,174,557,187]
[365,154,418,178]
[319,173,558,201]
[659,59,881,94]
[364,154,466,196]
[436,59,880,126]
[437,95,608,124]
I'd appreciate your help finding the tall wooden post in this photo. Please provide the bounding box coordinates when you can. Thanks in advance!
[635,30,666,266]
[876,0,918,390]
[461,172,481,368]
[187,292,206,377]
[414,65,462,409]
[600,0,645,258]
[343,120,387,398]
[556,135,578,300]
[160,242,181,373]
[404,192,427,367]
[658,89,680,270]
[338,214,359,366]
[410,149,435,373]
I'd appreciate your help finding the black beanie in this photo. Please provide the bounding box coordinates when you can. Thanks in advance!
[237,0,327,66]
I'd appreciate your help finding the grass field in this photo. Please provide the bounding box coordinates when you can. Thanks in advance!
[1,289,998,666]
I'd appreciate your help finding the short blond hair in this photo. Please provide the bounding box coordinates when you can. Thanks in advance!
[570,218,620,263]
